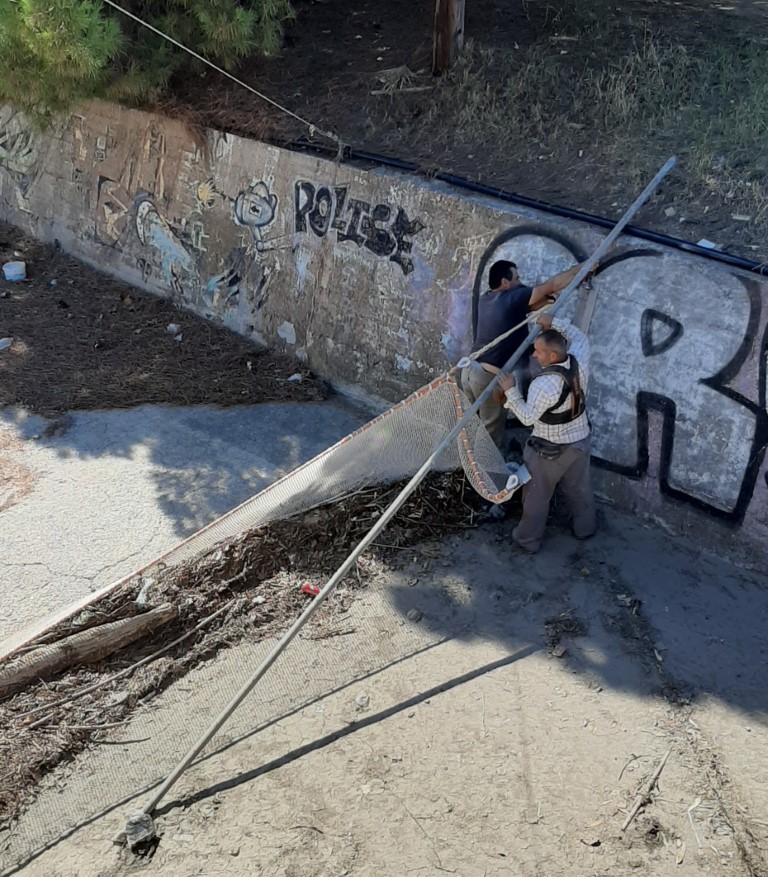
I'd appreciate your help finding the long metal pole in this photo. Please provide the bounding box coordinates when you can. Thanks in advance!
[516,155,678,360]
[138,156,676,821]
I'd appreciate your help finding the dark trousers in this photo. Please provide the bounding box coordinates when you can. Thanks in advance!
[513,436,596,552]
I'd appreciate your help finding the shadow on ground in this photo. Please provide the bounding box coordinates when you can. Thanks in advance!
[382,504,768,721]
[176,502,768,804]
[0,397,369,539]
[2,415,767,875]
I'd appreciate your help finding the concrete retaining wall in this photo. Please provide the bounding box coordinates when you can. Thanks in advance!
[1,102,766,558]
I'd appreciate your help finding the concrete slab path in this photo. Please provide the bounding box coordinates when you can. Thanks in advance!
[0,400,367,647]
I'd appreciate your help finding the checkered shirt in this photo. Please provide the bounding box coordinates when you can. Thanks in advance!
[503,317,590,444]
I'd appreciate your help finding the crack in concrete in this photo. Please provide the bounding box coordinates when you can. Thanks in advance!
[84,533,162,583]
[2,530,159,586]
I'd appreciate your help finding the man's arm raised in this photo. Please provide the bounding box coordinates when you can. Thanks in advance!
[528,263,584,310]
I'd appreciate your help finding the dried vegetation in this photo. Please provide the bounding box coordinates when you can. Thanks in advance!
[173,0,768,261]
[0,471,489,829]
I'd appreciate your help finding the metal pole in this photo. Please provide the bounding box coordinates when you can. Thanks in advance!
[136,156,676,824]
[490,155,677,375]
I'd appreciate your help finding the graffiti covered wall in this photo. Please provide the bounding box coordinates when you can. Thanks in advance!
[1,102,766,555]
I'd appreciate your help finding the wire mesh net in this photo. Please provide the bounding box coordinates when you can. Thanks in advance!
[128,372,517,573]
[0,371,517,874]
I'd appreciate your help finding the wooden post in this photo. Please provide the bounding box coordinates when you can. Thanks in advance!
[433,0,465,74]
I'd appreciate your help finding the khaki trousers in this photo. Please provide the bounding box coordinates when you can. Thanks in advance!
[460,365,505,448]
[513,436,596,552]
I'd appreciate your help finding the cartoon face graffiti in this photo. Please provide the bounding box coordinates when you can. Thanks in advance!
[233,181,277,250]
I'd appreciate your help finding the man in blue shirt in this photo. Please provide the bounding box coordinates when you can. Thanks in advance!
[462,259,582,447]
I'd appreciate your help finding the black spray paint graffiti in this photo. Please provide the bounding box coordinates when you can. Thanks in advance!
[640,309,684,357]
[474,226,768,524]
[294,181,425,275]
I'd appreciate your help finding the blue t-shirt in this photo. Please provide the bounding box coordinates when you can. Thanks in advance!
[471,285,532,368]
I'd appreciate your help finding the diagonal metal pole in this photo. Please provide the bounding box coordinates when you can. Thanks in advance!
[134,156,676,829]
[506,155,677,369]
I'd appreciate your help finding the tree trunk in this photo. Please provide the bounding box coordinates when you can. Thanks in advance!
[0,605,176,700]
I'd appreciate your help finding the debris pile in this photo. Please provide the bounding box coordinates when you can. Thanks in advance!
[0,471,488,828]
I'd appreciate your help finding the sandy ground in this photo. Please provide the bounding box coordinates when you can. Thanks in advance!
[4,508,766,877]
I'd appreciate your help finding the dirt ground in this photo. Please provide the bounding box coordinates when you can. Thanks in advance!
[166,0,768,265]
[4,510,766,877]
[0,473,484,830]
[0,223,325,416]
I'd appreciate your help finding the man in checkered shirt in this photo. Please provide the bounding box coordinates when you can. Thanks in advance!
[497,312,595,552]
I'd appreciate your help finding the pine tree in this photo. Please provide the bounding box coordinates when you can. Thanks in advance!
[0,0,123,116]
[0,0,295,117]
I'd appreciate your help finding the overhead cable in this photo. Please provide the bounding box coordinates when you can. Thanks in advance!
[99,0,344,150]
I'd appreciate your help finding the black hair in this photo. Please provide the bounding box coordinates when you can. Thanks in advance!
[538,329,568,360]
[488,260,517,290]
